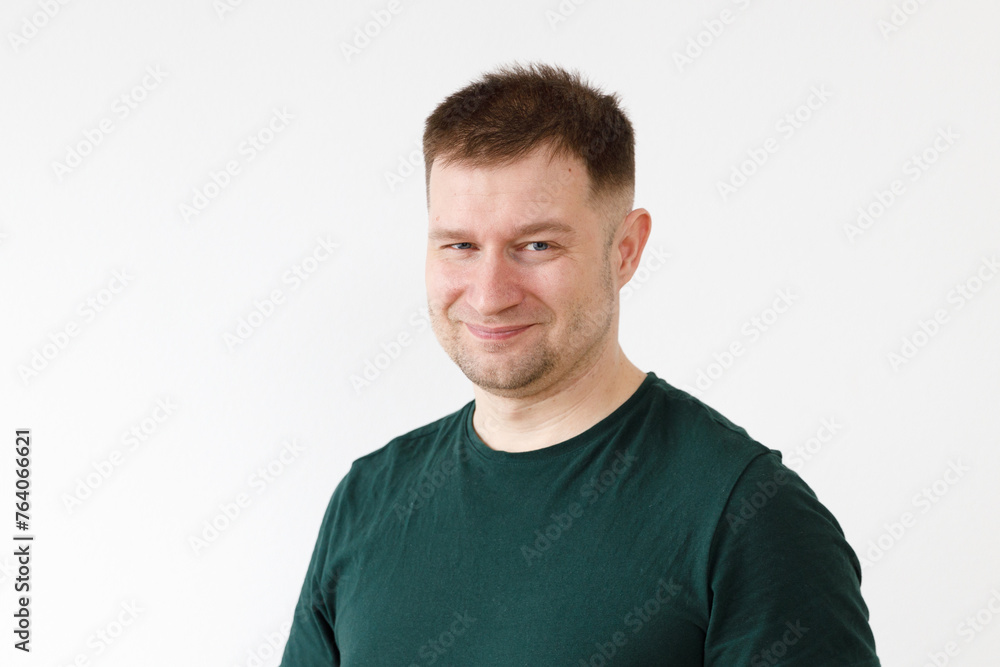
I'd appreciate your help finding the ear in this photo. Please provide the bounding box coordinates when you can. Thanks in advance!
[613,208,652,289]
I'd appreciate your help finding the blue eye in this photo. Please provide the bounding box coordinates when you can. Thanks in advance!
[528,242,550,251]
[450,243,473,250]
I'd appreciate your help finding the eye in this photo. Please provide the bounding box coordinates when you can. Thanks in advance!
[449,242,474,250]
[527,241,550,251]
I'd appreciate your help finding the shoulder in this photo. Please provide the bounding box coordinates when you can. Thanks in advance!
[647,377,765,449]
[640,375,775,490]
[703,449,877,663]
[332,400,472,508]
[353,400,470,469]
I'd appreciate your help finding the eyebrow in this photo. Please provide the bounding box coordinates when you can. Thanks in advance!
[428,220,577,242]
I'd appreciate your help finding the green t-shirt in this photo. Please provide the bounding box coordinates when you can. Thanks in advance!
[281,371,880,665]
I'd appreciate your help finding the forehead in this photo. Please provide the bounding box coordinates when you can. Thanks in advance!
[428,147,592,220]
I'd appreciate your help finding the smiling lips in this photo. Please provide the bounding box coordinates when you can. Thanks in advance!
[464,323,533,340]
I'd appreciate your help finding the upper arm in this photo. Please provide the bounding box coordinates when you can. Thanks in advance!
[280,472,354,666]
[703,451,880,666]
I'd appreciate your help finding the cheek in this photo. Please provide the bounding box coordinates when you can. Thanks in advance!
[425,264,464,305]
[537,267,587,305]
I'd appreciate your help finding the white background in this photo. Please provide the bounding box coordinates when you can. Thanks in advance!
[2,0,999,665]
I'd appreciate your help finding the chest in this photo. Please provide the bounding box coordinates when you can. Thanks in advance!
[331,464,709,665]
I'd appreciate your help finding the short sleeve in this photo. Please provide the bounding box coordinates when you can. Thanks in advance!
[280,469,352,666]
[704,450,880,666]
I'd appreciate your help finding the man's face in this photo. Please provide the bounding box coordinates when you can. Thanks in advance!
[425,145,621,398]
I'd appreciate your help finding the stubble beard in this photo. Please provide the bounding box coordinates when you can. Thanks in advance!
[429,255,618,397]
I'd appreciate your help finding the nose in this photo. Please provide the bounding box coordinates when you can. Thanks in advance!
[465,249,524,317]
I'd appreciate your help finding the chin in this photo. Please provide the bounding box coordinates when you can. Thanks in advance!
[460,354,559,393]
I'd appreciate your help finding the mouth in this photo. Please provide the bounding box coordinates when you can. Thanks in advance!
[464,323,533,341]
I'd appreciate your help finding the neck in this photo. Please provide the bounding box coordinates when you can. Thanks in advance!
[470,341,647,453]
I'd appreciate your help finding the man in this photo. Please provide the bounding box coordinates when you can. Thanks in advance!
[281,63,880,665]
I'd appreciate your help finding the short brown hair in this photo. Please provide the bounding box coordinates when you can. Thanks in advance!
[422,62,635,245]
